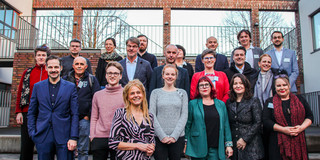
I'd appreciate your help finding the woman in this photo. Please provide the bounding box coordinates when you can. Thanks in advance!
[149,64,188,160]
[90,61,125,160]
[226,73,264,160]
[250,54,282,106]
[176,44,194,82]
[185,76,233,160]
[190,49,229,103]
[15,44,50,160]
[263,74,313,160]
[109,79,155,160]
[95,37,123,88]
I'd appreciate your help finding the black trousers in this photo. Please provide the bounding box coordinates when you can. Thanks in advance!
[91,138,116,160]
[154,136,185,160]
[20,112,35,160]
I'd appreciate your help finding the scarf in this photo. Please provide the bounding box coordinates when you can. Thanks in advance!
[100,51,121,60]
[19,67,34,108]
[273,93,308,160]
[254,70,273,107]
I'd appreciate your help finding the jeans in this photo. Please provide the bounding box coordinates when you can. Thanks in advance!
[78,119,90,160]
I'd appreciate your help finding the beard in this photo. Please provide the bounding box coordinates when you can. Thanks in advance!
[139,47,146,53]
[273,41,283,48]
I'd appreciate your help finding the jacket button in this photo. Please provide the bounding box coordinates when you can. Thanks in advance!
[236,128,238,131]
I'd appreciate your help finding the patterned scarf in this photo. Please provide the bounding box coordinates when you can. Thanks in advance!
[19,67,34,108]
[100,51,121,60]
[273,93,308,160]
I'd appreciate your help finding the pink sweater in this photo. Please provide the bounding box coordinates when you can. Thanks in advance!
[90,85,124,139]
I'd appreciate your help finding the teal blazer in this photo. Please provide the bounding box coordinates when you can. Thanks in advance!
[185,98,233,159]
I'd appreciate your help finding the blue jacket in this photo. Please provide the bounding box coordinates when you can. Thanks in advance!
[28,79,79,144]
[195,53,229,72]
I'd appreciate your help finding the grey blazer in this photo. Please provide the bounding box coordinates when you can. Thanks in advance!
[230,46,263,70]
[266,48,299,92]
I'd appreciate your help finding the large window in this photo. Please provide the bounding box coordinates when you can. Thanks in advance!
[312,11,320,51]
[0,1,19,40]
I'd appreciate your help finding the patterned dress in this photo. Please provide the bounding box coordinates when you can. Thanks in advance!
[109,108,155,160]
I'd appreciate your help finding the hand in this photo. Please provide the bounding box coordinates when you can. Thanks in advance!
[282,126,295,136]
[83,116,89,120]
[16,113,23,124]
[161,137,170,144]
[183,144,189,158]
[146,143,155,156]
[67,139,77,151]
[167,137,176,144]
[290,125,303,136]
[136,143,151,152]
[236,138,246,150]
[225,146,233,158]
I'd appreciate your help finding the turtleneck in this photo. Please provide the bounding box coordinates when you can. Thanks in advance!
[105,84,122,93]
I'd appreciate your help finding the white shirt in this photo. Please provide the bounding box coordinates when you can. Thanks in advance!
[246,44,255,68]
[275,47,283,66]
[235,64,244,74]
[126,56,138,81]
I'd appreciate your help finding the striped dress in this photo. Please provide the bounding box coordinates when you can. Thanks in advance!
[109,108,155,160]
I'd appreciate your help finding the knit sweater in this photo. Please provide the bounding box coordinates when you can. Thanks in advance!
[149,88,188,141]
[15,64,48,113]
[90,85,124,139]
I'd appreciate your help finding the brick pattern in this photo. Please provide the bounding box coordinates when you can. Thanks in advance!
[10,51,100,126]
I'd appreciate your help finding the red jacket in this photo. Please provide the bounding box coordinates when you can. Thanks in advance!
[15,64,48,113]
[190,71,229,103]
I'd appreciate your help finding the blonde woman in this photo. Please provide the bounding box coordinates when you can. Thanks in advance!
[109,79,155,160]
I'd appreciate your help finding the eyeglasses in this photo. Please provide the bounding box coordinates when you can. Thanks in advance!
[71,45,81,48]
[203,57,215,61]
[199,83,210,89]
[274,74,288,79]
[106,72,120,77]
[126,45,139,48]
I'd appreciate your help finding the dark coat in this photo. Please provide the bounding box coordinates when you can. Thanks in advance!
[95,56,123,86]
[195,53,229,72]
[226,97,264,160]
[182,62,194,83]
[230,47,264,70]
[224,62,257,82]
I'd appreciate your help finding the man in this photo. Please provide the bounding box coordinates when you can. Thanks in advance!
[63,56,100,160]
[230,29,263,70]
[137,34,158,69]
[149,44,190,97]
[224,46,257,82]
[28,55,79,160]
[61,39,92,76]
[119,37,153,92]
[266,31,299,92]
[195,36,229,72]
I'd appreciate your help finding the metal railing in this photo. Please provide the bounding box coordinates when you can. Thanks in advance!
[261,27,297,52]
[0,90,11,127]
[302,91,320,126]
[0,33,16,58]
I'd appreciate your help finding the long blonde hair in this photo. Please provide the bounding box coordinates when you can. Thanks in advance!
[123,79,151,125]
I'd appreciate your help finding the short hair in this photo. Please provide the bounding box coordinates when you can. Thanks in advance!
[271,31,284,39]
[70,38,81,46]
[34,44,51,56]
[274,73,290,89]
[206,36,217,43]
[176,44,186,59]
[137,34,148,43]
[201,49,217,59]
[237,29,252,42]
[105,37,116,47]
[73,56,87,65]
[232,46,247,57]
[46,55,62,66]
[126,37,140,47]
[106,61,123,74]
[259,54,272,62]
[165,44,178,52]
[229,73,252,102]
[194,76,217,99]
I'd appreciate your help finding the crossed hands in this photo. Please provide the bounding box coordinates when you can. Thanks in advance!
[136,143,155,156]
[161,137,176,144]
[283,125,303,136]
[67,139,77,151]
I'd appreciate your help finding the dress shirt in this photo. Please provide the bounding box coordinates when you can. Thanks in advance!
[246,44,254,68]
[48,79,61,106]
[275,47,283,66]
[126,56,138,81]
[235,65,244,74]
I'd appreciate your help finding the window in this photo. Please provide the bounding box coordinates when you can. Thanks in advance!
[312,11,320,51]
[0,1,19,40]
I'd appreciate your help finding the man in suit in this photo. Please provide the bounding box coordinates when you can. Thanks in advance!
[230,29,263,70]
[266,31,299,92]
[149,44,190,97]
[137,34,158,69]
[119,37,153,92]
[195,36,229,72]
[28,55,79,160]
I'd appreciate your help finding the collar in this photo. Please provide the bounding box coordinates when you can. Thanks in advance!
[274,47,283,51]
[126,56,138,63]
[48,78,61,85]
[249,44,254,49]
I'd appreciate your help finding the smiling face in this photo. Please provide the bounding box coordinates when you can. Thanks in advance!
[239,32,251,47]
[275,78,290,99]
[162,67,177,86]
[271,32,284,48]
[199,81,211,98]
[35,51,47,66]
[46,59,62,81]
[72,57,87,77]
[205,37,219,50]
[128,86,144,107]
[233,49,246,67]
[233,77,245,95]
[258,56,272,72]
[106,66,122,87]
[105,40,116,54]
[202,54,216,69]
[126,41,139,60]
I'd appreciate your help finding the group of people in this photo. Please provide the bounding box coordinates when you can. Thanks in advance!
[15,30,313,160]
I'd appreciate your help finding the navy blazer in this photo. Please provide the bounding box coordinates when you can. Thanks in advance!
[119,57,153,91]
[149,65,190,98]
[266,48,299,92]
[195,53,229,72]
[28,79,79,144]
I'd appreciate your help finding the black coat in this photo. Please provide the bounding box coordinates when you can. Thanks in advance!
[95,56,123,86]
[224,62,257,83]
[182,62,194,83]
[226,97,264,160]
